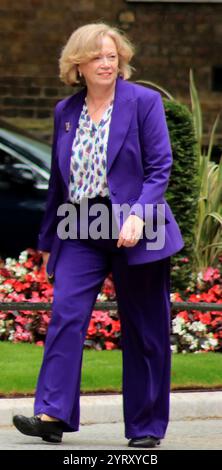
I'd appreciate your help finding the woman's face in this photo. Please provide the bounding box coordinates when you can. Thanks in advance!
[78,35,119,89]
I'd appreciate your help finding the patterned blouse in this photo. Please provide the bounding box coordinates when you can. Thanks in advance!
[68,98,114,204]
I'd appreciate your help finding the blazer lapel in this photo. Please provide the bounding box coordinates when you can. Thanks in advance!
[58,88,86,188]
[107,77,135,175]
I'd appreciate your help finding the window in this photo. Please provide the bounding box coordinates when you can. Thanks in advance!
[0,144,48,190]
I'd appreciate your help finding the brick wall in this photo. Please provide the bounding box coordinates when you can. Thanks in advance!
[0,0,222,141]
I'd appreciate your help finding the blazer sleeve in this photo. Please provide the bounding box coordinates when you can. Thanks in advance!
[37,101,63,252]
[129,91,172,222]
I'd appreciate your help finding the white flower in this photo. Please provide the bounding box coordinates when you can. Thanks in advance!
[189,321,206,333]
[170,344,178,353]
[172,312,219,353]
[172,317,184,334]
[197,271,203,283]
[5,258,16,267]
[172,317,191,336]
[183,333,194,344]
[170,293,177,302]
[18,250,28,263]
[96,293,108,301]
[0,283,13,293]
[14,267,28,278]
[189,338,198,350]
[209,337,218,347]
[8,330,14,341]
[200,340,211,351]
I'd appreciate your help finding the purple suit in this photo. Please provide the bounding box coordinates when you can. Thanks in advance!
[34,77,184,441]
[38,77,184,272]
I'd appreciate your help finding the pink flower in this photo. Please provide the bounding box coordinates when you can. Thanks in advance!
[203,267,220,282]
[42,314,50,325]
[15,316,30,326]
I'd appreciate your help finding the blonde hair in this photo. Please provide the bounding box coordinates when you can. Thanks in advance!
[59,23,136,86]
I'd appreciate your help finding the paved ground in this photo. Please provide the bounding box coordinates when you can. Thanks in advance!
[1,392,222,426]
[0,419,222,450]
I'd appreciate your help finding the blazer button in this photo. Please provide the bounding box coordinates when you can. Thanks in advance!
[111,190,117,196]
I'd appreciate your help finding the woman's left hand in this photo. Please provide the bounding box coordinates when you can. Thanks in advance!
[117,214,145,248]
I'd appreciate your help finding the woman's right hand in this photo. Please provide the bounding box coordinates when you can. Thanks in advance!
[40,251,50,267]
[41,251,50,267]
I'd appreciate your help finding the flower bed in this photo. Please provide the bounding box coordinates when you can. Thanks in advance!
[171,264,222,353]
[0,250,221,352]
[0,249,120,350]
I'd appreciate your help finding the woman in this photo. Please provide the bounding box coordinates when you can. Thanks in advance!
[13,23,184,448]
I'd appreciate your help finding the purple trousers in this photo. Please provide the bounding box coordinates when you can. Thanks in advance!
[34,197,171,439]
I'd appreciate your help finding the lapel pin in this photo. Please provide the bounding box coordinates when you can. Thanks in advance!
[65,121,71,132]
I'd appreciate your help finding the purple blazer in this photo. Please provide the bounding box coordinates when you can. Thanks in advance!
[38,77,184,275]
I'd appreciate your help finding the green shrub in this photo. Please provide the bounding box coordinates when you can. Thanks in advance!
[136,80,199,292]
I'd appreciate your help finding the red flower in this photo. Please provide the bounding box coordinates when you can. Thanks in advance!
[101,275,116,299]
[188,294,201,302]
[200,292,217,302]
[178,311,189,322]
[209,284,222,297]
[105,341,117,350]
[24,261,34,269]
[199,312,212,325]
[0,268,10,278]
[3,279,15,286]
[172,292,183,302]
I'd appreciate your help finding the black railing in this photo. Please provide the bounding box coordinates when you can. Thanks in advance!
[0,301,222,312]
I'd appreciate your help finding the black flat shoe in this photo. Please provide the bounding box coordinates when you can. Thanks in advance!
[128,435,161,448]
[13,415,63,443]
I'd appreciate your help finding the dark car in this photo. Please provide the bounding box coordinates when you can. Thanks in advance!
[0,120,51,258]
